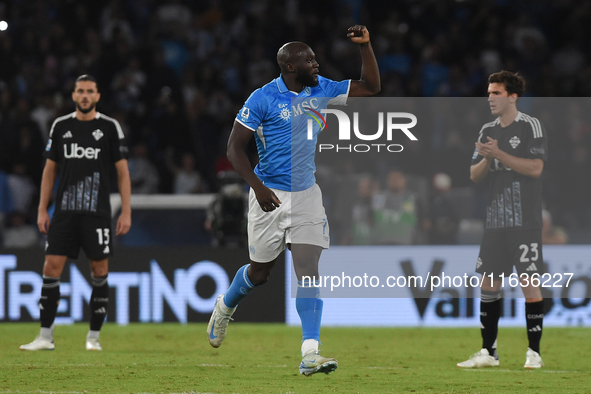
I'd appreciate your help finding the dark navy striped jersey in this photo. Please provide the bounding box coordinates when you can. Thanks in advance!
[44,112,129,217]
[471,112,548,232]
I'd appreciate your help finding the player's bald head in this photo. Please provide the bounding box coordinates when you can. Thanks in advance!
[277,41,312,73]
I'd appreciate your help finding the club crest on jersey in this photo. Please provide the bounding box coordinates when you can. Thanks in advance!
[509,136,520,149]
[92,129,104,141]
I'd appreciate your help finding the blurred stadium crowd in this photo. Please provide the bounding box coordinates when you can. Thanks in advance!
[0,0,590,247]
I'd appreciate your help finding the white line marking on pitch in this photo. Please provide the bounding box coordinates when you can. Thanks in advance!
[363,366,403,370]
[462,369,581,373]
[0,392,217,394]
[193,363,288,368]
[2,364,106,367]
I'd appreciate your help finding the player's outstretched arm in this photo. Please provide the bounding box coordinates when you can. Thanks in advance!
[347,25,381,97]
[115,159,132,235]
[227,121,281,212]
[37,159,58,234]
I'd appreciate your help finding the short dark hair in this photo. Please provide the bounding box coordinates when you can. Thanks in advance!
[74,74,99,92]
[488,71,526,97]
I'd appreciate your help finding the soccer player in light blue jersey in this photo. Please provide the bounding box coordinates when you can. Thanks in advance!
[207,25,380,376]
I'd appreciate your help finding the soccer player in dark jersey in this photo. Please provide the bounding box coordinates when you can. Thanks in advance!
[457,71,547,369]
[20,75,131,351]
[206,25,380,376]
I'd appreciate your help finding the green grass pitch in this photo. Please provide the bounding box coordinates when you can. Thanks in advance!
[1,323,589,393]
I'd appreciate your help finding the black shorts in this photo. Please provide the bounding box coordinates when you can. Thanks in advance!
[46,214,113,260]
[476,229,544,277]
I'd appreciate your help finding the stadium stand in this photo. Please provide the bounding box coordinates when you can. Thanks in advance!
[0,0,590,245]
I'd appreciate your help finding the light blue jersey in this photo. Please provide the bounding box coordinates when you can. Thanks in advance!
[236,75,350,191]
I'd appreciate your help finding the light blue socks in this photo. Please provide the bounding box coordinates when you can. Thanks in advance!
[223,264,256,308]
[296,281,323,342]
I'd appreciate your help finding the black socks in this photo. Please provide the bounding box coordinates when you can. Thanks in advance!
[90,274,109,331]
[480,290,501,356]
[40,276,60,329]
[525,300,544,354]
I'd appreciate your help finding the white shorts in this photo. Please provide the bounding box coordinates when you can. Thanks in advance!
[247,183,330,263]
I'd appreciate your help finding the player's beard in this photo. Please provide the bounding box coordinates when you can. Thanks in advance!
[296,71,319,88]
[76,102,96,114]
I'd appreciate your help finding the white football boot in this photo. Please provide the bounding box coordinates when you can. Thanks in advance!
[457,348,499,368]
[86,338,102,351]
[20,336,55,351]
[299,351,339,376]
[207,294,236,348]
[524,348,544,369]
